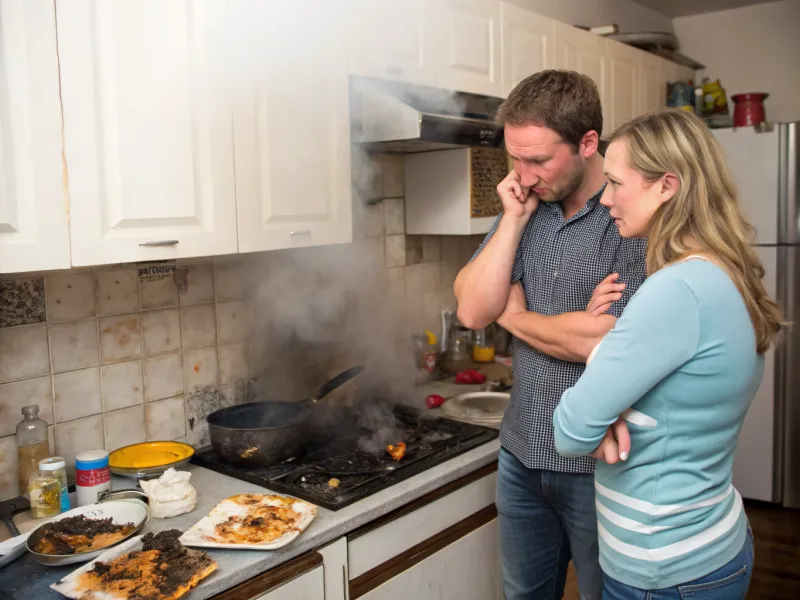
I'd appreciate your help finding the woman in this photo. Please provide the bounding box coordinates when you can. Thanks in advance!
[552,108,783,599]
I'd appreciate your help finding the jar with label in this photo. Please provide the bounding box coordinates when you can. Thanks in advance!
[28,470,61,519]
[39,457,70,513]
[75,450,111,507]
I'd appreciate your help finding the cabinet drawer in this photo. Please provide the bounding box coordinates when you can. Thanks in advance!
[347,464,497,579]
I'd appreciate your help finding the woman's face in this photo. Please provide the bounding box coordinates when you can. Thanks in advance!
[601,140,676,238]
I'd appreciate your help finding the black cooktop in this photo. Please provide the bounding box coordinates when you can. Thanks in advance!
[191,404,498,511]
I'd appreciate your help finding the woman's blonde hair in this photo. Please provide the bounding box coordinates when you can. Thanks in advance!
[611,109,783,354]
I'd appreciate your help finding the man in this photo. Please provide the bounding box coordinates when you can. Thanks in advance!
[454,70,647,600]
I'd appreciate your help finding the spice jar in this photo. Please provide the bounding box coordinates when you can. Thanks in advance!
[75,450,111,507]
[28,470,62,519]
[39,457,70,513]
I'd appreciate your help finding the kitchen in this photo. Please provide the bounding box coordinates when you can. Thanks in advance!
[1,0,799,599]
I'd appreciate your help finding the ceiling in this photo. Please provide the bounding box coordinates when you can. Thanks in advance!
[631,0,782,17]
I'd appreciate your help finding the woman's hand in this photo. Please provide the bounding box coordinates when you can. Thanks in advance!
[586,273,626,316]
[590,418,631,464]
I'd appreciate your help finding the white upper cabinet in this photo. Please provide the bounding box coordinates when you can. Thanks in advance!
[500,3,554,97]
[55,0,238,267]
[231,0,352,253]
[0,0,71,273]
[666,61,696,85]
[606,39,640,134]
[639,51,667,116]
[552,21,608,134]
[429,0,503,97]
[349,0,435,86]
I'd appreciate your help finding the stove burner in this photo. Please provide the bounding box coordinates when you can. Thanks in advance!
[191,404,498,510]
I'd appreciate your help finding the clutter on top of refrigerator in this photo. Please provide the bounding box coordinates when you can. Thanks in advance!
[731,93,769,128]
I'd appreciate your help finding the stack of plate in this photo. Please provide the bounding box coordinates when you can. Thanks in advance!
[440,392,510,426]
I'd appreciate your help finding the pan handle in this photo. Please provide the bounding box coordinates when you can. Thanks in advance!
[310,365,364,403]
[99,489,150,504]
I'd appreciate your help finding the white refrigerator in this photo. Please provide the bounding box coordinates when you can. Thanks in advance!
[712,122,800,507]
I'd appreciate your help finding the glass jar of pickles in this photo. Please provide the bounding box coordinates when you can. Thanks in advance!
[39,457,70,513]
[28,469,62,519]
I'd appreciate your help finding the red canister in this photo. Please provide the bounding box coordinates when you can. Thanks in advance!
[732,93,768,127]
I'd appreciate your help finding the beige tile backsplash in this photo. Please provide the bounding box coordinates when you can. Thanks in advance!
[0,256,254,500]
[49,319,100,373]
[102,360,145,411]
[0,150,486,501]
[95,268,139,316]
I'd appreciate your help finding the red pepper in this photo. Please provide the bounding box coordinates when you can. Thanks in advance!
[454,369,487,384]
[425,394,446,409]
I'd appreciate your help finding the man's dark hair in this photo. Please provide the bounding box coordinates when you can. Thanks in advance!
[495,70,603,148]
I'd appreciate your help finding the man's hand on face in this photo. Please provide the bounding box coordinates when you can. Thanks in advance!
[586,273,627,316]
[497,170,539,220]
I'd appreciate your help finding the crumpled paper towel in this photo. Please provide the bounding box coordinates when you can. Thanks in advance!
[139,468,198,519]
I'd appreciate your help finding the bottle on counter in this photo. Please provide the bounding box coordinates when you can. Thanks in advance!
[16,405,50,498]
[75,450,111,507]
[28,469,62,519]
[39,456,70,513]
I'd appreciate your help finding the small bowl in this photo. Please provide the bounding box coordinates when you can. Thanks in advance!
[26,500,150,567]
[108,441,195,479]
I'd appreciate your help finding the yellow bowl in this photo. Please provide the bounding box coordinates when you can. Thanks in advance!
[109,441,195,479]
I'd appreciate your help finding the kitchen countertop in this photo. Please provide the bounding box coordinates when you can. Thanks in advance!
[0,435,500,599]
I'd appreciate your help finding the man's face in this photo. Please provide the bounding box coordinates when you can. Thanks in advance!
[504,124,586,203]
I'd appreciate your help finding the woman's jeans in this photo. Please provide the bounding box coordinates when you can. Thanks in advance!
[602,524,755,600]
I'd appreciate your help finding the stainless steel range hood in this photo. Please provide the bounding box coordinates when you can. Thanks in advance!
[349,75,505,153]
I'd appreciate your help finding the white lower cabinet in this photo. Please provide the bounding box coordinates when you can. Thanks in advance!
[255,565,325,600]
[358,518,501,600]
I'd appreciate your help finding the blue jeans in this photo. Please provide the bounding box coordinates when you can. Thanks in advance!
[602,525,755,600]
[497,447,603,600]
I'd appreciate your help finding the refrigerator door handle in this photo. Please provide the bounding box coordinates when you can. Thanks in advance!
[778,244,800,508]
[778,123,799,244]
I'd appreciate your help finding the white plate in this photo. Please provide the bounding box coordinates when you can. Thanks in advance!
[28,500,150,566]
[441,391,510,424]
[50,534,144,599]
[179,494,317,550]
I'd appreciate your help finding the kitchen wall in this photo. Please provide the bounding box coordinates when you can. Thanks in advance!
[0,149,484,501]
[508,0,675,32]
[673,0,800,123]
[0,255,254,500]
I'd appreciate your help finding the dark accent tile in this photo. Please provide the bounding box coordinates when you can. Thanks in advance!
[220,379,251,406]
[405,236,424,266]
[0,278,45,328]
[185,387,225,448]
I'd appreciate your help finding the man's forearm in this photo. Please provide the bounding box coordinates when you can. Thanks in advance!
[454,214,529,330]
[499,310,616,363]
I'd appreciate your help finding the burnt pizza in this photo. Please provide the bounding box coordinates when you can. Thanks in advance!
[70,529,216,600]
[34,515,137,555]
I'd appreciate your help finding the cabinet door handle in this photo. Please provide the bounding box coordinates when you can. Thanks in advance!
[289,230,311,236]
[139,240,179,247]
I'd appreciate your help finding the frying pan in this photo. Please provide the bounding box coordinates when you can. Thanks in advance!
[206,365,364,468]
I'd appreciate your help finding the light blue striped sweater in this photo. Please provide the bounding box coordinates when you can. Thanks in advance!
[553,258,763,590]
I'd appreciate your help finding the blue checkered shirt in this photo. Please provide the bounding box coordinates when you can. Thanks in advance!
[474,184,647,473]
